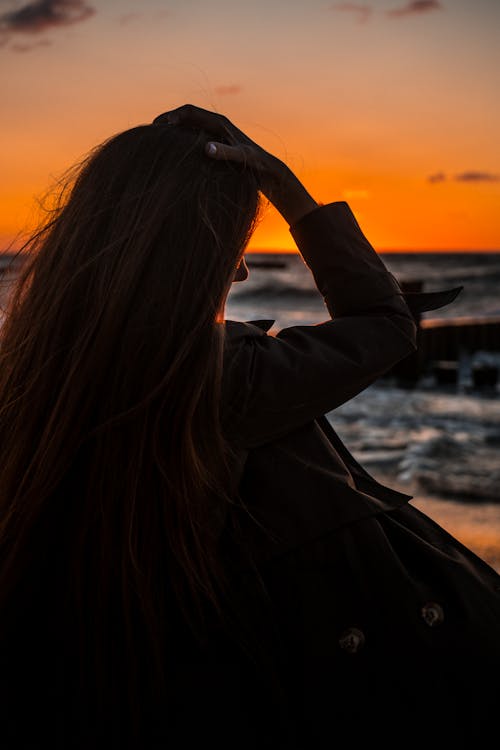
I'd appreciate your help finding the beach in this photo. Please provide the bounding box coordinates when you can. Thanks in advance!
[371,476,500,575]
[411,495,500,574]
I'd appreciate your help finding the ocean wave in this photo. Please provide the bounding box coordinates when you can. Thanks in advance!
[427,268,500,284]
[231,283,322,302]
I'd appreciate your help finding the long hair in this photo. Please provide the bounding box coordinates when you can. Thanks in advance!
[0,122,261,742]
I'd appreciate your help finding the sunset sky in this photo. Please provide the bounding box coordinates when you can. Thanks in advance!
[1,0,499,253]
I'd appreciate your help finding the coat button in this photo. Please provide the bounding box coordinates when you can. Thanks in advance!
[421,602,444,627]
[338,627,365,654]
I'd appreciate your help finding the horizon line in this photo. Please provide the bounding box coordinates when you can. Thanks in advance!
[2,247,500,257]
[246,247,500,254]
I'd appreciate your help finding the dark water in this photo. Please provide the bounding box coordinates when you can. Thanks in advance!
[226,251,500,329]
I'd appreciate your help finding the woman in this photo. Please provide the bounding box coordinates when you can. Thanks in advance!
[0,104,498,748]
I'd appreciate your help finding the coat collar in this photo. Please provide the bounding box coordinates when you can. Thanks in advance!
[403,286,463,315]
[247,319,275,331]
[224,319,275,341]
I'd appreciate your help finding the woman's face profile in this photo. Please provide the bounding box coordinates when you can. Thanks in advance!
[233,257,249,282]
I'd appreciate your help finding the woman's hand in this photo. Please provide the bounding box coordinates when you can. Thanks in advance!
[153,104,318,226]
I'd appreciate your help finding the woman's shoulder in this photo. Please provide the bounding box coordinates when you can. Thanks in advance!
[223,319,275,343]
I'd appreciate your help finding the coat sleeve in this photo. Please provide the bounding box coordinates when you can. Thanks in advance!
[221,202,459,449]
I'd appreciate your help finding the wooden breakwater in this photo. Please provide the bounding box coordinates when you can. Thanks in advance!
[420,315,500,359]
[391,316,500,385]
[389,280,500,389]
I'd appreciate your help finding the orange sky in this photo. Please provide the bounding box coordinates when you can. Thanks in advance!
[1,0,499,253]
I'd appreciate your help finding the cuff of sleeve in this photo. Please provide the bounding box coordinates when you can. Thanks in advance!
[289,201,404,317]
[403,286,464,315]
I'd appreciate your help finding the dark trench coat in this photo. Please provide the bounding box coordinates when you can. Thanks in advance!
[169,202,500,749]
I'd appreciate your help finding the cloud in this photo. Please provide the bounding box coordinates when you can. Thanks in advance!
[427,171,500,184]
[153,9,170,21]
[118,12,141,26]
[0,0,95,36]
[214,84,242,96]
[387,1,442,18]
[117,9,169,26]
[343,188,370,200]
[428,172,447,184]
[329,3,372,23]
[329,1,441,24]
[454,171,500,183]
[10,37,52,52]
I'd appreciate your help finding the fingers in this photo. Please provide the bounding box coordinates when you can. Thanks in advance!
[153,104,233,137]
[153,104,252,148]
[205,141,249,163]
[153,104,268,171]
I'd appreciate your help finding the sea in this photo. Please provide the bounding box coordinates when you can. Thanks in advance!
[227,252,500,572]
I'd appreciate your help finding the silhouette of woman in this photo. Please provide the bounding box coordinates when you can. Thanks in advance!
[0,104,498,748]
